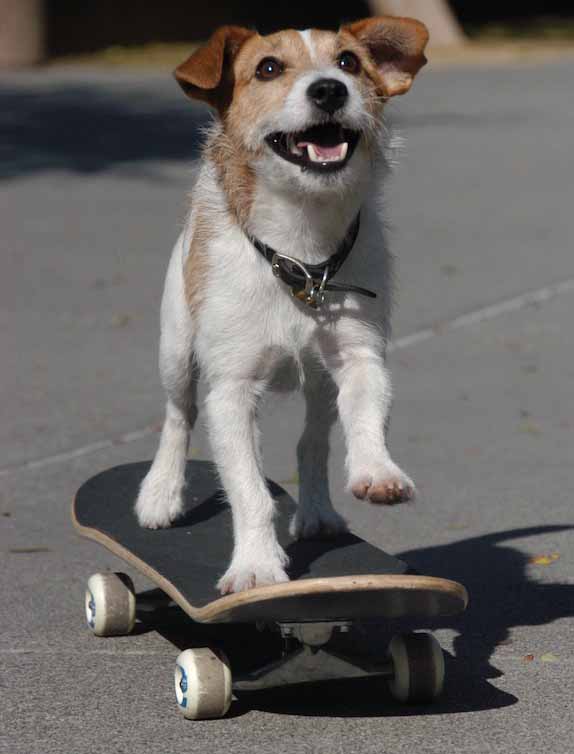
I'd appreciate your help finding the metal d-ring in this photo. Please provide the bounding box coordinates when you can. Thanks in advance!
[271,252,313,285]
[310,265,329,308]
[271,252,329,309]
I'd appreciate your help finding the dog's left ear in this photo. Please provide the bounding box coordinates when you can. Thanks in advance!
[174,25,255,113]
[342,16,429,97]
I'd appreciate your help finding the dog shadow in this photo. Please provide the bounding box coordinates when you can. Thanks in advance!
[396,525,574,685]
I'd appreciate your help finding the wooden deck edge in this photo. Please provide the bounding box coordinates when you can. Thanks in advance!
[72,497,469,624]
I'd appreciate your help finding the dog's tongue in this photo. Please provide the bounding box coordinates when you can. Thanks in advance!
[297,141,345,160]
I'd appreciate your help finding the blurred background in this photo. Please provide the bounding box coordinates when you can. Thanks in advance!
[2,0,574,66]
[2,3,574,753]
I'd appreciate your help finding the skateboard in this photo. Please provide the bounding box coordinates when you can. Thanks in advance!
[73,460,468,719]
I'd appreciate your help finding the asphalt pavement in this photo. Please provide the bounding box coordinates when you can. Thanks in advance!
[1,57,573,754]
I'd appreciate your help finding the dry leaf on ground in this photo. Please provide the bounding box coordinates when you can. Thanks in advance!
[529,553,560,566]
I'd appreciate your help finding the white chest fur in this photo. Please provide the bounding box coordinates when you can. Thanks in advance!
[182,163,392,386]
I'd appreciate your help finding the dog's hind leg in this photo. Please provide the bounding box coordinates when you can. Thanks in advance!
[290,357,348,540]
[135,239,198,529]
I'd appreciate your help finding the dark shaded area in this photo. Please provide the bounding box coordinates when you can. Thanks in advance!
[397,525,574,685]
[45,1,371,57]
[133,523,572,718]
[238,660,515,717]
[0,81,210,181]
[145,600,516,718]
[42,1,574,59]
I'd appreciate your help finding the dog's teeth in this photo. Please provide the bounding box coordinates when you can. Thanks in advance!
[288,136,303,156]
[307,142,349,163]
[307,144,320,162]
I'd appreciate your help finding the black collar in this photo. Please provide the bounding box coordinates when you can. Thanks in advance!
[247,213,376,309]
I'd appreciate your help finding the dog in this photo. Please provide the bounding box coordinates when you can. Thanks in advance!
[134,16,429,594]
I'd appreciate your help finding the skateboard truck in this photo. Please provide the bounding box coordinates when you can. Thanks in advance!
[234,621,393,692]
[278,620,351,643]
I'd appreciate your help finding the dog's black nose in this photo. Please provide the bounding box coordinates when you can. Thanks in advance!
[307,78,348,114]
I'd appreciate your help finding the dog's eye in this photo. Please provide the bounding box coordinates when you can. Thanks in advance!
[256,58,284,81]
[337,51,361,75]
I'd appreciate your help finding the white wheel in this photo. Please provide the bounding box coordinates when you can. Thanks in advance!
[387,632,445,704]
[175,648,232,720]
[85,572,136,637]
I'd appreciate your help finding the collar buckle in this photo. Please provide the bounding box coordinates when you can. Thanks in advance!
[271,252,329,310]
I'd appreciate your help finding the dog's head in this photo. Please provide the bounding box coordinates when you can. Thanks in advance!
[175,18,428,193]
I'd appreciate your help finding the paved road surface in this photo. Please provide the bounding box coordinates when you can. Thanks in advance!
[2,58,573,754]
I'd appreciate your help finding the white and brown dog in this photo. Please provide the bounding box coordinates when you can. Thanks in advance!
[135,16,429,594]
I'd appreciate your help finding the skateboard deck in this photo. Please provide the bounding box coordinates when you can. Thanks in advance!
[73,461,467,624]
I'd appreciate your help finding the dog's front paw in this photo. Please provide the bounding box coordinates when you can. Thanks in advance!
[290,506,349,541]
[134,471,185,529]
[350,461,415,506]
[217,548,290,595]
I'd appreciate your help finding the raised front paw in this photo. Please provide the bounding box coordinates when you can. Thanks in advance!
[350,462,415,506]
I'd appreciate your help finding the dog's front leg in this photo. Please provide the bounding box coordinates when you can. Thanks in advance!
[331,352,415,505]
[291,361,348,540]
[205,378,289,594]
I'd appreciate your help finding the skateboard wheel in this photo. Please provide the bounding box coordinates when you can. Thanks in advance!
[85,572,136,637]
[387,632,445,704]
[175,648,232,720]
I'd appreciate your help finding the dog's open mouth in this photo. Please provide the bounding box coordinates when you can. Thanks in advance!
[265,124,360,173]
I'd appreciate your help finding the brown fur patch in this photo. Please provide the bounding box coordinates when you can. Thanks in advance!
[227,31,314,135]
[342,17,429,97]
[206,131,259,228]
[213,31,318,227]
[174,26,255,113]
[184,209,212,316]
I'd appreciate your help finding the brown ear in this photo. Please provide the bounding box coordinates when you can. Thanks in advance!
[174,26,255,112]
[342,16,429,97]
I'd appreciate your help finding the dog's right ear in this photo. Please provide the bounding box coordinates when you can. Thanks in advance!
[174,26,255,113]
[343,16,429,97]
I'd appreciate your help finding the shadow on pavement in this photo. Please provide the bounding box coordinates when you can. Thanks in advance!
[134,524,574,717]
[144,601,516,718]
[397,525,574,686]
[0,81,210,180]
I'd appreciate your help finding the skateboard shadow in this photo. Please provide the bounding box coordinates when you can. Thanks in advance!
[142,599,514,719]
[134,471,573,718]
[242,523,574,718]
